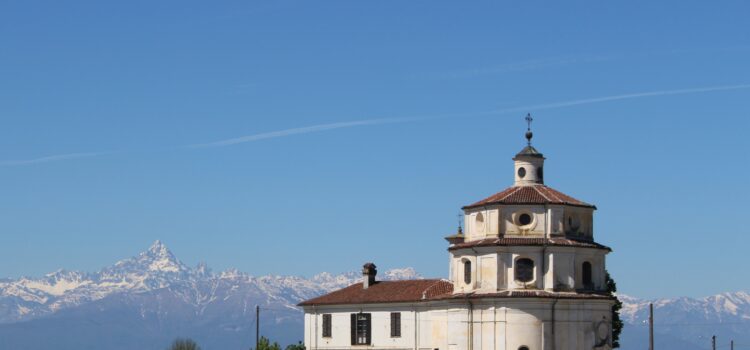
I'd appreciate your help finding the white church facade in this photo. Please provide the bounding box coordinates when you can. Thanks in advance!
[299,119,616,350]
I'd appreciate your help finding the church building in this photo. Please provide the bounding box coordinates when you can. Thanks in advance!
[299,118,616,350]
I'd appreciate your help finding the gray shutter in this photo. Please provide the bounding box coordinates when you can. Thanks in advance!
[350,313,356,345]
[365,313,371,345]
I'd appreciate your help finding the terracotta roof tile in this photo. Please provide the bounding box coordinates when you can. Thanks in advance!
[298,279,453,306]
[436,290,615,301]
[448,238,611,251]
[463,185,595,209]
[299,280,614,306]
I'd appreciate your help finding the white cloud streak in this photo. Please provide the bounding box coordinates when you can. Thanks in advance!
[191,83,750,148]
[187,118,425,148]
[3,83,750,164]
[489,84,750,114]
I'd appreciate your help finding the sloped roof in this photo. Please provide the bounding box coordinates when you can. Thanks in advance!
[514,145,544,158]
[463,185,595,209]
[435,290,615,301]
[298,279,453,306]
[448,237,612,252]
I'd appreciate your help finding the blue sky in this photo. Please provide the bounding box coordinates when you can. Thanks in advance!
[1,1,749,299]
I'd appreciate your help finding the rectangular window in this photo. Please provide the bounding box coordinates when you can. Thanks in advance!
[390,312,401,337]
[322,314,332,338]
[350,313,371,345]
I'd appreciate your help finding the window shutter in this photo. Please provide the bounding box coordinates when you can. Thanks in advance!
[350,314,356,345]
[322,314,331,337]
[365,313,372,345]
[391,312,396,337]
[390,312,401,337]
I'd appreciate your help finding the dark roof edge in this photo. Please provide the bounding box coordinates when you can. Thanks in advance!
[448,240,612,252]
[461,202,597,210]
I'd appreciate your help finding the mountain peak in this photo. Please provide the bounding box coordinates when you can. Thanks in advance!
[147,240,168,254]
[136,240,185,273]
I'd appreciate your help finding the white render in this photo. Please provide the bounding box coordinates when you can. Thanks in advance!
[301,132,616,350]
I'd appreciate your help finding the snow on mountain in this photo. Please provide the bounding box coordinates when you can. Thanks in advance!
[0,241,422,325]
[618,292,750,349]
[2,241,748,350]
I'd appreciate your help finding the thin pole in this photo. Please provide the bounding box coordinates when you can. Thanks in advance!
[256,305,260,350]
[731,339,734,350]
[712,335,716,350]
[649,303,654,350]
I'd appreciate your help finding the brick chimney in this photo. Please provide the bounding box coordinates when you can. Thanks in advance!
[362,263,377,289]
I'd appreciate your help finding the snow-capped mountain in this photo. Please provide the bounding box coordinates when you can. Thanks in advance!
[617,292,750,349]
[0,241,747,350]
[0,241,421,350]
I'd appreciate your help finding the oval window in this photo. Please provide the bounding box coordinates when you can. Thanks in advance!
[518,213,532,226]
[517,167,526,178]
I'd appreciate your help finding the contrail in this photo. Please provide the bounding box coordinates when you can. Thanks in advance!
[0,152,104,166]
[4,83,750,164]
[489,83,750,114]
[191,83,750,148]
[187,117,429,148]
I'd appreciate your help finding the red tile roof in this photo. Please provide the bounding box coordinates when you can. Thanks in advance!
[298,279,614,306]
[448,237,611,251]
[298,279,453,306]
[437,290,615,301]
[463,185,595,209]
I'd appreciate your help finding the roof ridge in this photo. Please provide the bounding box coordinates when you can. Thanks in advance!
[533,186,553,202]
[502,186,524,201]
[542,186,566,202]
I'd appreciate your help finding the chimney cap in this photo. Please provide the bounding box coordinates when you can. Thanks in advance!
[362,262,377,273]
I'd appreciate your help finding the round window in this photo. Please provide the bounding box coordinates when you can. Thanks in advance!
[517,167,526,178]
[518,213,532,226]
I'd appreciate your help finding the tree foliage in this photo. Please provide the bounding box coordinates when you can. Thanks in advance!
[168,338,201,350]
[251,336,281,350]
[284,341,306,350]
[605,271,623,349]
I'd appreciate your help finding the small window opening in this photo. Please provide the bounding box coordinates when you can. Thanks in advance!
[582,261,593,289]
[518,167,526,178]
[463,260,472,285]
[515,258,534,283]
[519,346,530,350]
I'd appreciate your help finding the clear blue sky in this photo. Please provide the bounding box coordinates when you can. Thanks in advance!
[1,1,749,299]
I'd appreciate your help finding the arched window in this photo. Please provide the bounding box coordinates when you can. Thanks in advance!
[582,261,593,289]
[519,346,530,350]
[463,260,472,285]
[515,258,534,283]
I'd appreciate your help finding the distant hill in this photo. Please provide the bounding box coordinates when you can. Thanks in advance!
[0,241,746,350]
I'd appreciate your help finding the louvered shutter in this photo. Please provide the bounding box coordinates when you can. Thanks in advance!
[322,314,331,337]
[390,312,401,337]
[365,313,371,345]
[350,313,356,345]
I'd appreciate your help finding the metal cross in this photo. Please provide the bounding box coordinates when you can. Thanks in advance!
[525,113,533,131]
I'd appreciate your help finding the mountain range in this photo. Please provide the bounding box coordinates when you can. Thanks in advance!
[0,241,747,350]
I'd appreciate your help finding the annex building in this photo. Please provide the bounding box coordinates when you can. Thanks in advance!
[299,120,616,350]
